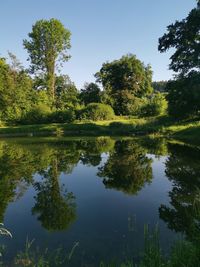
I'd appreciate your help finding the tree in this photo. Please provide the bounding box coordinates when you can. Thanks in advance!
[167,72,200,117]
[95,54,153,115]
[24,19,71,102]
[80,82,101,105]
[0,57,33,123]
[55,75,79,110]
[159,2,200,118]
[158,2,200,76]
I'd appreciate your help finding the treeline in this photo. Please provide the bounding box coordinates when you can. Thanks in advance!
[0,51,167,125]
[0,1,199,125]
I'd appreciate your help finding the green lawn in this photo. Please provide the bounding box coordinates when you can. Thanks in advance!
[0,116,200,145]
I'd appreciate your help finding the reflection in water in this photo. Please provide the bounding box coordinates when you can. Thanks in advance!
[1,137,200,264]
[79,137,115,166]
[32,159,76,231]
[98,140,153,194]
[0,137,115,229]
[0,141,35,221]
[159,144,200,244]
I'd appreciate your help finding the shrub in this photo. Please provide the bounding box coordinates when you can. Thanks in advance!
[141,93,168,117]
[1,106,24,124]
[49,110,75,123]
[21,104,51,124]
[78,103,115,121]
[120,95,146,116]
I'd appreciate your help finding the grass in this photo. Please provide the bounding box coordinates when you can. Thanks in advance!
[100,225,200,267]
[2,225,200,267]
[0,116,200,145]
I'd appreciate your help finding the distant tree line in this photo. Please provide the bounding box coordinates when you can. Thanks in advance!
[0,1,199,124]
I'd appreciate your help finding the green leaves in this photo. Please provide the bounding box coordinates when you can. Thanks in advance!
[24,19,71,100]
[158,4,200,75]
[95,54,153,115]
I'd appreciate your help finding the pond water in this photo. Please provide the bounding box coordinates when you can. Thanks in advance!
[0,137,199,266]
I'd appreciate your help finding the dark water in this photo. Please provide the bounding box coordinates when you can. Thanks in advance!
[0,137,200,266]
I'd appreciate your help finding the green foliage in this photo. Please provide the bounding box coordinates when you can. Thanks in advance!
[80,82,101,105]
[158,3,200,119]
[112,91,146,116]
[24,19,71,100]
[95,54,153,115]
[158,3,200,76]
[141,93,168,117]
[0,57,34,123]
[14,239,79,267]
[79,103,115,121]
[167,72,200,118]
[49,110,75,123]
[21,104,51,124]
[55,75,80,110]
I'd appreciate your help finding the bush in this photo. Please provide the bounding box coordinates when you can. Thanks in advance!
[78,103,115,121]
[1,106,24,124]
[21,104,51,124]
[49,110,75,123]
[141,93,167,117]
[124,96,146,116]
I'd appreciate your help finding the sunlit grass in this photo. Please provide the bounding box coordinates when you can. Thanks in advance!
[0,115,200,146]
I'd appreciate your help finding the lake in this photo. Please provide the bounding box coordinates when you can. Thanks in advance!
[0,137,199,266]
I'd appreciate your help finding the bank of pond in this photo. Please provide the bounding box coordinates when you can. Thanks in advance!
[0,136,199,266]
[0,116,200,147]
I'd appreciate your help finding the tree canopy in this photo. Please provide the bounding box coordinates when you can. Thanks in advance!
[95,54,153,115]
[24,18,71,102]
[158,3,200,76]
[0,57,33,123]
[80,82,101,105]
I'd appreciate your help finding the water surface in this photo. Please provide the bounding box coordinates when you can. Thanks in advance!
[0,137,199,266]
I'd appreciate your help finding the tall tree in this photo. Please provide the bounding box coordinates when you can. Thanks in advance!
[24,19,71,102]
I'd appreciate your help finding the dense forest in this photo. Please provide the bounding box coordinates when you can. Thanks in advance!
[0,2,199,126]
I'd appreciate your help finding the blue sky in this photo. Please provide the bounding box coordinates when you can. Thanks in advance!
[0,0,196,89]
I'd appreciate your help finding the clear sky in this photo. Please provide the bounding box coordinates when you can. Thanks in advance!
[0,0,196,89]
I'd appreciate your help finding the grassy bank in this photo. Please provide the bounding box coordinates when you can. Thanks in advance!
[0,116,200,144]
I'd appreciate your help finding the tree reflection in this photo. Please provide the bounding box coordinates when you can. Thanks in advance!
[0,138,115,229]
[79,137,115,166]
[0,141,37,221]
[32,158,76,231]
[139,137,168,157]
[98,140,153,195]
[159,144,200,244]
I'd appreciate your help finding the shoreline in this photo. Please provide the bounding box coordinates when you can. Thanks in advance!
[0,117,199,145]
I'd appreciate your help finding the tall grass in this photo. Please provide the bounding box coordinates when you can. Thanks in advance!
[1,224,200,266]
